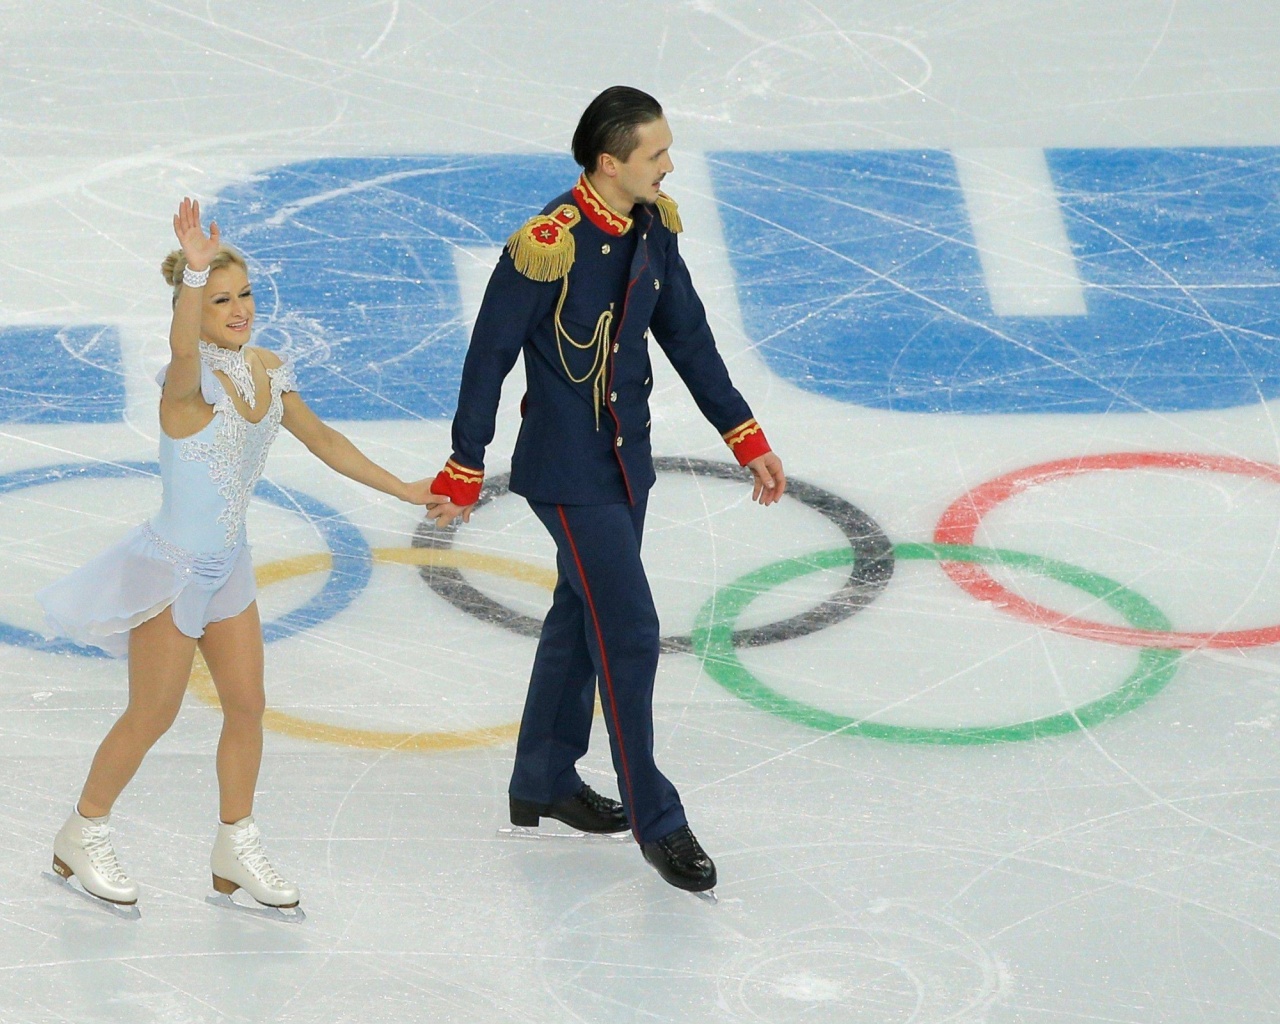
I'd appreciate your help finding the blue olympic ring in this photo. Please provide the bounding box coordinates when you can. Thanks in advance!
[0,461,372,657]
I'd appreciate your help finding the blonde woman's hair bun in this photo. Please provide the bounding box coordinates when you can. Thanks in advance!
[161,245,248,304]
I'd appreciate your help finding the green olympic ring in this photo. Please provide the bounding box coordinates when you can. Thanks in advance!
[690,542,1182,745]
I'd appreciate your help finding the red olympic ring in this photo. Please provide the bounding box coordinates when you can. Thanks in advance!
[934,451,1280,650]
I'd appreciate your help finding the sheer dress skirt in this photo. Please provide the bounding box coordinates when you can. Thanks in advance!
[37,524,256,659]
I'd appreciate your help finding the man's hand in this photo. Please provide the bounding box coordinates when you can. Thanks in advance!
[746,451,786,505]
[425,491,473,528]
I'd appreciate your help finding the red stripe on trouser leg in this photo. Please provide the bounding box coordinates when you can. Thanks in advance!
[557,504,640,842]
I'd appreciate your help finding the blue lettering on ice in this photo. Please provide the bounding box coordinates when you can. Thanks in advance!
[708,148,1280,413]
[11,152,1278,423]
[211,155,577,420]
[192,148,1280,419]
[0,326,124,423]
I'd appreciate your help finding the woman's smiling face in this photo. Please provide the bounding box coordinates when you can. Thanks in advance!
[200,264,254,349]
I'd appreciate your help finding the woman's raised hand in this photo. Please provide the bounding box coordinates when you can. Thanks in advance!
[172,197,221,271]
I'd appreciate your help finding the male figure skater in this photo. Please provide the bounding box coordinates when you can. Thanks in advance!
[427,86,785,893]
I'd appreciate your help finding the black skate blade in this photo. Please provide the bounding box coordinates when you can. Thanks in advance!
[497,825,631,843]
[205,889,306,923]
[43,870,141,919]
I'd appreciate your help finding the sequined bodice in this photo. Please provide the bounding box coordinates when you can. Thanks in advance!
[151,348,297,554]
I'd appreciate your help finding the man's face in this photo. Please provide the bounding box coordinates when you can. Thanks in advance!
[610,116,675,206]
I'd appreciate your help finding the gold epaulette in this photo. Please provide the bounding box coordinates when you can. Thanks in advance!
[505,204,580,281]
[655,192,683,234]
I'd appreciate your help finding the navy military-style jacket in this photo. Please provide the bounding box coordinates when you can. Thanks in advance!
[433,174,770,507]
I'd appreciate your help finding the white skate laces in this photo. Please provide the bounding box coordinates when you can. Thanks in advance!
[52,811,139,906]
[210,816,300,909]
[80,824,129,882]
[228,822,288,886]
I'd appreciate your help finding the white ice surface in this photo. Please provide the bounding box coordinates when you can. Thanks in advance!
[3,3,1280,1023]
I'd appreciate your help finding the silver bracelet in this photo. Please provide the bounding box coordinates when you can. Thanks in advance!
[182,264,211,288]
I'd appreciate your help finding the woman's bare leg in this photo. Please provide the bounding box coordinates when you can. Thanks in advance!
[198,602,266,824]
[76,607,197,818]
[200,604,298,907]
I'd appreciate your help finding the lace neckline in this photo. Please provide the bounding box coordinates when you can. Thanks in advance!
[199,341,257,407]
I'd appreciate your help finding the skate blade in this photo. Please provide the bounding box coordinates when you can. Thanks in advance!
[205,889,306,923]
[693,888,718,905]
[497,825,631,843]
[43,871,141,919]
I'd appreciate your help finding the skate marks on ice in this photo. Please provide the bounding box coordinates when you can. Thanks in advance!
[709,147,1280,416]
[715,905,1002,1021]
[531,876,1001,1023]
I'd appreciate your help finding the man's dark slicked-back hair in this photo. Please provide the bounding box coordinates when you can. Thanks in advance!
[572,86,664,171]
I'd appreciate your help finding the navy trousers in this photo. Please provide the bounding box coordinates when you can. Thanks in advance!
[509,497,687,844]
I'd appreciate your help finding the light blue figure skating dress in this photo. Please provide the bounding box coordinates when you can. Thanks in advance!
[38,342,297,658]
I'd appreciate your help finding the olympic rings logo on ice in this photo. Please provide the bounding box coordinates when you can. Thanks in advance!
[934,451,1280,649]
[6,452,1278,751]
[411,457,895,655]
[692,543,1180,746]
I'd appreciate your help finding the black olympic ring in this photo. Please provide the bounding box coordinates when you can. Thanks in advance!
[411,456,894,654]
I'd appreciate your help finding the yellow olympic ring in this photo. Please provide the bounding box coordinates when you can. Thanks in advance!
[187,547,557,753]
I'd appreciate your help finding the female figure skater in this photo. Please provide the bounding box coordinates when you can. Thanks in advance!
[40,198,432,911]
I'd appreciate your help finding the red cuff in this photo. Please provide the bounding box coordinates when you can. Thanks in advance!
[431,459,484,506]
[723,419,771,466]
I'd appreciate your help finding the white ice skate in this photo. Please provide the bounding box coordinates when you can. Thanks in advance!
[208,815,302,918]
[51,810,139,909]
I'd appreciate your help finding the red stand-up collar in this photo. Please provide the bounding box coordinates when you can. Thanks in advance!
[572,174,634,237]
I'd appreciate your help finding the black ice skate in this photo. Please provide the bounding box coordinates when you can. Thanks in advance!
[501,784,631,841]
[642,825,718,902]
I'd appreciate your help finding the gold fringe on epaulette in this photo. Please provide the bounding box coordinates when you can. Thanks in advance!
[506,206,579,282]
[655,192,683,234]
